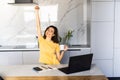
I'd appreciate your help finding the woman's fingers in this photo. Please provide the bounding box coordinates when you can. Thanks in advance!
[35,5,39,10]
[64,45,68,51]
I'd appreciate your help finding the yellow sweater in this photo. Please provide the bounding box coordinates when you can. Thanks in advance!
[38,36,60,65]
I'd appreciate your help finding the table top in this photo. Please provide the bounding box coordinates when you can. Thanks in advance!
[0,64,104,77]
[0,64,108,80]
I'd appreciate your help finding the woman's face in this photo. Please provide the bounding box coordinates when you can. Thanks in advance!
[45,27,55,38]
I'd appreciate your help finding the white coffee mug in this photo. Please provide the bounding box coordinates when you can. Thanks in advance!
[8,0,15,3]
[60,45,64,50]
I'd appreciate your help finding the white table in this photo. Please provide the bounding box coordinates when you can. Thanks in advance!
[0,64,104,77]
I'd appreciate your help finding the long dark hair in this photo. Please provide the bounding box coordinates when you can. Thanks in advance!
[43,25,59,43]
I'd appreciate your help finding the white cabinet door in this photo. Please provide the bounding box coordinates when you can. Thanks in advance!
[61,51,70,64]
[114,49,120,77]
[91,22,113,59]
[0,52,9,65]
[0,52,22,65]
[93,60,113,77]
[8,52,22,65]
[23,51,39,64]
[115,2,120,48]
[92,2,114,21]
[70,48,91,57]
[114,1,120,77]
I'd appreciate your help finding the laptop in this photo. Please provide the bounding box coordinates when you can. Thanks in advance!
[58,53,93,74]
[0,76,3,80]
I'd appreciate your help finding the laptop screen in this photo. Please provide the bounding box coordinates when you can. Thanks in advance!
[68,53,93,73]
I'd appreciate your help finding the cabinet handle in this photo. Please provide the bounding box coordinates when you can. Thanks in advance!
[68,49,81,51]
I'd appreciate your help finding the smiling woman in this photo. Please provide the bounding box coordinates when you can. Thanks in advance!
[35,5,68,65]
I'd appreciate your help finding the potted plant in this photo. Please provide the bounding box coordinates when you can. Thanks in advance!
[61,30,74,46]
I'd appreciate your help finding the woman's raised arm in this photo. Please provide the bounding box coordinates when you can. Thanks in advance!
[35,5,42,38]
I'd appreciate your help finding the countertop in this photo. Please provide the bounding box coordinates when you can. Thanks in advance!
[0,64,103,77]
[0,45,90,52]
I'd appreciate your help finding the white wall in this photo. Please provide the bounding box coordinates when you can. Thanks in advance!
[0,0,87,46]
[0,1,37,45]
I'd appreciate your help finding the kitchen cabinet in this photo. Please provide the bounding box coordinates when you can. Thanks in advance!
[92,60,113,77]
[0,52,8,65]
[0,51,39,65]
[91,22,114,59]
[92,1,114,21]
[91,1,114,77]
[114,49,120,77]
[0,52,22,65]
[60,51,70,64]
[70,48,91,57]
[114,1,120,77]
[114,1,120,48]
[22,51,39,64]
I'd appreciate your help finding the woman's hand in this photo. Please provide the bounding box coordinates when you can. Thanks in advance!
[35,5,39,10]
[56,45,68,61]
[64,45,68,51]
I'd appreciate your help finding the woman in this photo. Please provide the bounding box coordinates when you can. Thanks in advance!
[35,6,68,65]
